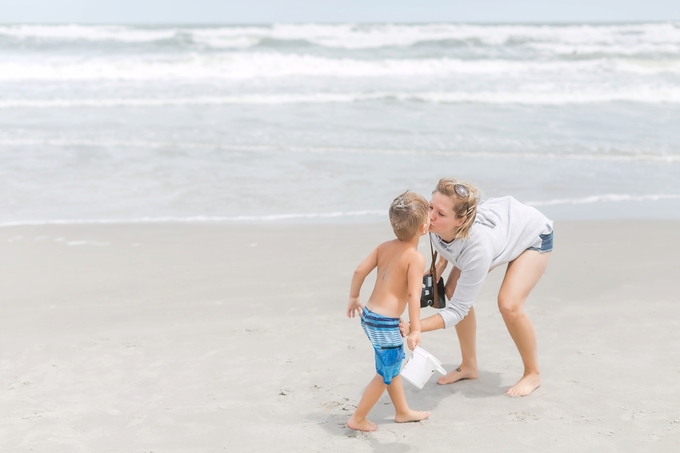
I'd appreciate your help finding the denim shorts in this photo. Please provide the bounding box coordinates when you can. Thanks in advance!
[527,230,553,253]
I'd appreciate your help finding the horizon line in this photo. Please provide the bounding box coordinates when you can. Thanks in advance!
[1,20,678,26]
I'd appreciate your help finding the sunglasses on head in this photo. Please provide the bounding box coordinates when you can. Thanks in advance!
[454,183,469,198]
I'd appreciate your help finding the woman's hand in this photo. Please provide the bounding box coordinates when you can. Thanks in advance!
[399,318,411,337]
[346,296,363,318]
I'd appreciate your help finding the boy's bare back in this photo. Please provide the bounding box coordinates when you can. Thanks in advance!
[346,190,429,346]
[365,239,425,319]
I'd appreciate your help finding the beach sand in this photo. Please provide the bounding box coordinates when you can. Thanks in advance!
[1,221,679,452]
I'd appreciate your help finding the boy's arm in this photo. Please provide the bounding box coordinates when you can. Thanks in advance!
[406,251,426,350]
[346,246,379,318]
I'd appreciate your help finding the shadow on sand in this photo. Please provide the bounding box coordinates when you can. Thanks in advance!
[307,369,502,452]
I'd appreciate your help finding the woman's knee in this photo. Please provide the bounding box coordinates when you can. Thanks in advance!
[497,295,524,320]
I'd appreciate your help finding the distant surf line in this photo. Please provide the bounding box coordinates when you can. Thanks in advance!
[525,193,680,206]
[0,211,387,227]
[2,22,679,50]
[3,90,680,107]
[2,194,680,227]
[2,138,678,163]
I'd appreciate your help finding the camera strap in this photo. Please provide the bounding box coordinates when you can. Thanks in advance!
[429,234,439,304]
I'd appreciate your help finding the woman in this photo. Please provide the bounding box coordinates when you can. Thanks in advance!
[401,178,553,397]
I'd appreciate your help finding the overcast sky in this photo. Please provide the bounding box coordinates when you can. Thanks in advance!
[0,0,678,24]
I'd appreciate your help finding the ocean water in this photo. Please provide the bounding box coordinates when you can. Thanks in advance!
[1,22,680,225]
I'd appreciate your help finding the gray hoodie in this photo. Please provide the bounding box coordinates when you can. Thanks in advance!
[431,196,553,327]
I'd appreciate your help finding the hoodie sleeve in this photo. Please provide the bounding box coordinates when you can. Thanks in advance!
[438,240,494,328]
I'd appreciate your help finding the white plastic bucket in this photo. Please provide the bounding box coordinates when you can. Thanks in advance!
[400,346,447,389]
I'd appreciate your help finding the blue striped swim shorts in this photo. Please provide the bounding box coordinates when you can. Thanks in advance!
[361,307,405,385]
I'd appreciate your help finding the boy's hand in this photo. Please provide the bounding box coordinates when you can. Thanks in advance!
[346,296,363,318]
[407,330,421,351]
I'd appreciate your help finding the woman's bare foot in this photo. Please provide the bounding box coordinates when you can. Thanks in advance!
[347,416,377,432]
[506,372,541,397]
[395,409,430,424]
[437,364,478,385]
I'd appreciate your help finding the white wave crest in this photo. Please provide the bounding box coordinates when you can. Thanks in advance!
[2,22,680,51]
[2,138,678,163]
[526,194,680,206]
[0,211,387,227]
[3,88,680,108]
[0,24,178,42]
[1,53,679,82]
[3,194,680,227]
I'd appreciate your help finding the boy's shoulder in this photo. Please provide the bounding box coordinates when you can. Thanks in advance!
[377,239,424,263]
[405,246,426,266]
[377,238,399,248]
[376,238,408,252]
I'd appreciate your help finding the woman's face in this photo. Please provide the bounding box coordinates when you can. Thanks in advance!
[429,191,465,239]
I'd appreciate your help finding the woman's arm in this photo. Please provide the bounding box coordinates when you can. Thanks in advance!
[435,255,448,281]
[444,266,461,300]
[438,247,492,327]
[419,313,446,332]
[400,260,459,336]
[400,311,445,336]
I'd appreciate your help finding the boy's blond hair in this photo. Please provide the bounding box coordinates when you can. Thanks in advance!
[389,191,429,241]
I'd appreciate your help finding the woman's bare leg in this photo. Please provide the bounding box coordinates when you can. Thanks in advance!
[437,267,479,384]
[497,250,551,397]
[437,306,479,384]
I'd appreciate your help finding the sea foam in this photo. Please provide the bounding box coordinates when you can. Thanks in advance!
[3,89,680,107]
[0,211,387,227]
[2,23,680,52]
[1,54,679,82]
[2,194,679,227]
[2,138,677,163]
[526,194,680,206]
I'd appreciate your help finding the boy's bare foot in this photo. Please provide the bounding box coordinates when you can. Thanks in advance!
[506,373,541,397]
[395,410,430,423]
[437,364,478,385]
[347,417,377,432]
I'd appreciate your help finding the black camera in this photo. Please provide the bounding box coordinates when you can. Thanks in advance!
[420,274,446,309]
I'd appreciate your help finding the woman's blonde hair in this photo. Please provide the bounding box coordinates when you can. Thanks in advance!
[433,177,480,240]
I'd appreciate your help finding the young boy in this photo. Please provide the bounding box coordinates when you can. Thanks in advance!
[345,190,431,432]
